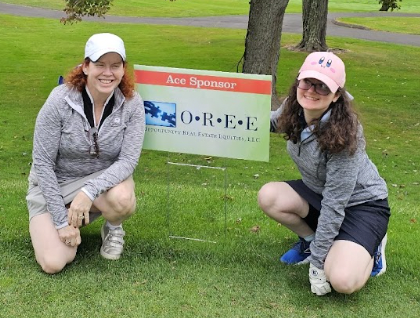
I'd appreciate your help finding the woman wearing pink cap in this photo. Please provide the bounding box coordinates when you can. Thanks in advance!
[259,52,390,295]
[26,33,145,273]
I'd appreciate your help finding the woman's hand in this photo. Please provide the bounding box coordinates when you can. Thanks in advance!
[68,191,93,227]
[58,225,81,247]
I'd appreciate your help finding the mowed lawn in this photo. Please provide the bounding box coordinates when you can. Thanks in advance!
[0,4,419,318]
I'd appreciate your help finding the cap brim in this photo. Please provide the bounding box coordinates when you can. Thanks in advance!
[298,70,339,93]
[88,49,125,62]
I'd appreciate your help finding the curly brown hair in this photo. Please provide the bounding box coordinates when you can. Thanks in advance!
[277,79,359,155]
[64,58,135,98]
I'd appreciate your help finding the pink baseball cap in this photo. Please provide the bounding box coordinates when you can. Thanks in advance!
[84,33,126,62]
[297,52,346,93]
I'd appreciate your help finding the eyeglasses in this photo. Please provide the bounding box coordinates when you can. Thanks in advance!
[298,79,332,96]
[88,127,99,158]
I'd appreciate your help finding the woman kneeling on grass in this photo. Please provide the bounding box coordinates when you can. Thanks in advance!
[259,52,390,295]
[26,33,145,274]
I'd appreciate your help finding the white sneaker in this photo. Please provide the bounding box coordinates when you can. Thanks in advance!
[100,223,125,260]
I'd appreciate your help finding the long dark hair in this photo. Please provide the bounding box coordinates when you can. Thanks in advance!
[277,79,359,155]
[64,58,135,98]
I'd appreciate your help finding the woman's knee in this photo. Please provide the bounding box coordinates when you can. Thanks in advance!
[36,251,75,274]
[107,189,136,216]
[258,182,281,211]
[325,241,371,294]
[258,182,299,214]
[29,214,76,274]
[327,268,367,294]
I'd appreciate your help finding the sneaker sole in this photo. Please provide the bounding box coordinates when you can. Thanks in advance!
[280,256,310,265]
[100,247,121,260]
[375,233,387,277]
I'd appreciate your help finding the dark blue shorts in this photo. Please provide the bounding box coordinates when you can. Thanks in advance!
[286,180,390,256]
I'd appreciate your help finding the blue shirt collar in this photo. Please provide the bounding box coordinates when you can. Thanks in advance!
[300,109,331,141]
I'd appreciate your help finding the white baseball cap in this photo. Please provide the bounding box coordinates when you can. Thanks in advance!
[84,33,126,62]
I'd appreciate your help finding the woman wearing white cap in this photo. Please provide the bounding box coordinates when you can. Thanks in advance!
[26,33,145,273]
[258,52,390,295]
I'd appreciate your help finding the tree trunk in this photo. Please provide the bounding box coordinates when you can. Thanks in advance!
[379,4,390,11]
[295,0,329,52]
[242,0,290,110]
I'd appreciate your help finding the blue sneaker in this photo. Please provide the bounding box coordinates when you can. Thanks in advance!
[371,234,387,277]
[280,237,311,264]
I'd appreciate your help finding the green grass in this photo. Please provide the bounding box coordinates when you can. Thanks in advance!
[326,0,420,13]
[0,8,420,318]
[2,0,420,16]
[1,0,420,35]
[337,17,420,35]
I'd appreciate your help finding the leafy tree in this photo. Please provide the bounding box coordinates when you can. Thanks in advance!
[294,0,328,52]
[61,0,113,24]
[379,0,402,11]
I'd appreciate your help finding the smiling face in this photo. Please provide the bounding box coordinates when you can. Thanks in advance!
[297,78,340,123]
[83,52,125,104]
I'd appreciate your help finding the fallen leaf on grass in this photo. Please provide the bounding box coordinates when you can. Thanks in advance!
[133,280,148,286]
[221,194,233,201]
[250,225,260,233]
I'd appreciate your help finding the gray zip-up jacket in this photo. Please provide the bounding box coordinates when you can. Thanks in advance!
[288,124,388,269]
[271,102,388,269]
[30,84,145,228]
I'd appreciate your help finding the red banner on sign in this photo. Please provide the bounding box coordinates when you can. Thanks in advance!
[134,70,271,95]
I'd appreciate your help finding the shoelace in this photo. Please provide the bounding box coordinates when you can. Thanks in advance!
[296,239,311,254]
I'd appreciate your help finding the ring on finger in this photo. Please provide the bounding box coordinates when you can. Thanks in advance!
[65,240,71,245]
[78,215,85,220]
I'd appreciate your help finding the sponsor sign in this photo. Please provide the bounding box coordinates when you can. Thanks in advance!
[134,65,271,161]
